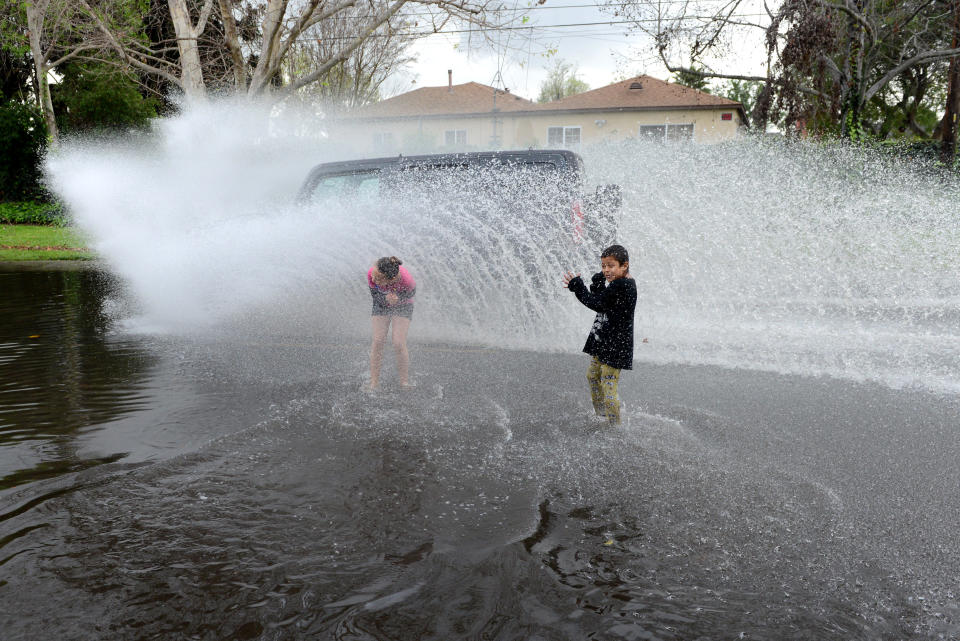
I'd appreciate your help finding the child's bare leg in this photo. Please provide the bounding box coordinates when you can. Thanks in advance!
[391,316,411,386]
[369,316,391,388]
[586,357,605,416]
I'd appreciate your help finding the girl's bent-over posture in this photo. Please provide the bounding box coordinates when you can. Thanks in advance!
[367,256,416,389]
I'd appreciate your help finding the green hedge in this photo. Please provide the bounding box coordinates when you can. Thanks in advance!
[0,101,47,201]
[0,201,67,226]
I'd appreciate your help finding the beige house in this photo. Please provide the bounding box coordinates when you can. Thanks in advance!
[333,73,747,155]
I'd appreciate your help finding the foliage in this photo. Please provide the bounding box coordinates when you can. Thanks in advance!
[607,0,960,144]
[717,79,762,124]
[0,201,67,225]
[52,62,158,133]
[537,59,590,103]
[0,48,32,102]
[0,101,47,201]
[285,11,416,112]
[672,66,711,93]
[1,0,152,144]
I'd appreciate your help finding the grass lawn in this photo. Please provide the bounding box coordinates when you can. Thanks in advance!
[0,225,94,261]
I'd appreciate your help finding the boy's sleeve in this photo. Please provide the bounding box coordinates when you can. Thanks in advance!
[589,272,606,293]
[570,277,625,314]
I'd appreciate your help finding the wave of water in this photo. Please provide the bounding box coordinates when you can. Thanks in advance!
[46,102,960,393]
[584,141,960,393]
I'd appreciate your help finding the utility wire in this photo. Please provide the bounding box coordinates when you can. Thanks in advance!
[314,14,770,40]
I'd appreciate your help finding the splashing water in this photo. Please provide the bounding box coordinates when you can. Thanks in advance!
[46,103,960,393]
[584,141,960,393]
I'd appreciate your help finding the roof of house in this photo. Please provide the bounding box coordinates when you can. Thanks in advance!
[343,75,745,121]
[349,81,537,119]
[537,75,742,112]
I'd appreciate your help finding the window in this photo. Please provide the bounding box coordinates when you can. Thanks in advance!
[638,123,694,142]
[444,129,467,146]
[638,125,665,140]
[372,132,394,149]
[666,124,694,141]
[547,126,581,148]
[308,172,381,204]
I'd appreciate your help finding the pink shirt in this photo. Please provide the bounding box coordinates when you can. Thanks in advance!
[367,265,416,305]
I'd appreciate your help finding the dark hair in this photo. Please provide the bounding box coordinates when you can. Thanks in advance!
[600,244,629,265]
[376,256,402,279]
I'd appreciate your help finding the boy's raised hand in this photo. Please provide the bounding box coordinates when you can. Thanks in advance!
[562,271,581,287]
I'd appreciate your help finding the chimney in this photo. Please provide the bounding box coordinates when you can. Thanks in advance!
[448,69,453,93]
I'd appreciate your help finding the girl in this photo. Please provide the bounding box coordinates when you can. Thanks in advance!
[562,244,637,425]
[367,256,416,389]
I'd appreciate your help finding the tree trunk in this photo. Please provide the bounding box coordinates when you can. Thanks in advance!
[25,1,59,147]
[840,1,866,141]
[941,1,960,165]
[218,0,247,90]
[246,0,284,95]
[168,0,207,102]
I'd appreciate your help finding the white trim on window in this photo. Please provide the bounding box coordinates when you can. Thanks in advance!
[638,123,694,142]
[372,132,394,149]
[444,129,467,146]
[547,126,581,148]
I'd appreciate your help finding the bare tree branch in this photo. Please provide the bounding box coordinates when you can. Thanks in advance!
[866,46,960,102]
[279,0,407,95]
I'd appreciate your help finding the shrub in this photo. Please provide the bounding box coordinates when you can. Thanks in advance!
[0,201,66,226]
[0,100,47,201]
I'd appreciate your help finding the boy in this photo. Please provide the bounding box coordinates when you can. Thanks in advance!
[562,244,637,425]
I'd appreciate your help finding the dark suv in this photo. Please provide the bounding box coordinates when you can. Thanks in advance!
[296,149,621,250]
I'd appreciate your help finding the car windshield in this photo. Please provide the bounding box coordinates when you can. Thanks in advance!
[305,171,381,205]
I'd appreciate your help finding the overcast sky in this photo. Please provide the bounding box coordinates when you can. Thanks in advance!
[394,0,771,101]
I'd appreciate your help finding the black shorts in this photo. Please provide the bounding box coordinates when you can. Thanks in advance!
[372,303,413,319]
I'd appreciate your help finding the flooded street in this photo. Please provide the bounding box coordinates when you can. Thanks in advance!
[2,266,959,640]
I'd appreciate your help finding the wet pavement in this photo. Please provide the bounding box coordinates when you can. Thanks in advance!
[2,267,959,640]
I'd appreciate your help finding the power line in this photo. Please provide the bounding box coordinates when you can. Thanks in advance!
[332,1,770,20]
[314,13,770,40]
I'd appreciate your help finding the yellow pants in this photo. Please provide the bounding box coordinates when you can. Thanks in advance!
[587,356,622,424]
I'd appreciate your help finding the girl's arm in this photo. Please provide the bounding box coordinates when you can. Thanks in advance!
[367,269,388,306]
[393,268,417,304]
[370,286,388,306]
[396,285,416,303]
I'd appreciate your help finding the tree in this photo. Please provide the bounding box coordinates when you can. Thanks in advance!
[86,0,506,105]
[717,79,762,124]
[52,61,158,133]
[673,65,711,92]
[283,7,417,111]
[536,59,590,103]
[940,0,960,163]
[603,0,960,140]
[0,100,46,200]
[1,0,142,146]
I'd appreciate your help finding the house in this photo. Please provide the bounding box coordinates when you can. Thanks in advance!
[333,71,746,155]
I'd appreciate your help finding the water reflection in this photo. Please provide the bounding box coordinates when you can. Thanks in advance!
[0,268,155,490]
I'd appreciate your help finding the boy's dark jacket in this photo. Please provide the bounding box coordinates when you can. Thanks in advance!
[567,272,637,370]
